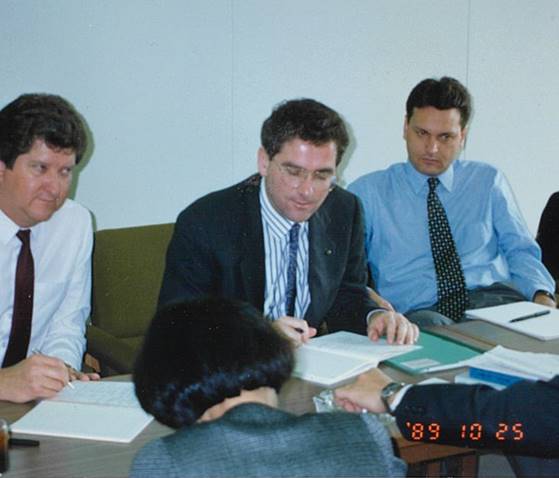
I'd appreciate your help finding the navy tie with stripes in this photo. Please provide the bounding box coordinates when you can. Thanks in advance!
[285,223,300,317]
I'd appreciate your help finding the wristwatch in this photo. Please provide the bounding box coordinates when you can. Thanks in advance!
[380,381,406,412]
[534,290,556,302]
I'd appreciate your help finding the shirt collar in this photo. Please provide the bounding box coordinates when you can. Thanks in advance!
[0,209,31,245]
[259,178,306,239]
[404,160,456,194]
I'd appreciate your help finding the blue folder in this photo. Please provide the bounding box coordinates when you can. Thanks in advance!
[468,366,531,387]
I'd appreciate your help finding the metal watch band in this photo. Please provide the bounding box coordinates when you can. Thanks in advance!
[380,381,406,412]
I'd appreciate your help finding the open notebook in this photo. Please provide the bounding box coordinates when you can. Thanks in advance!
[466,301,559,341]
[11,381,153,443]
[293,331,420,386]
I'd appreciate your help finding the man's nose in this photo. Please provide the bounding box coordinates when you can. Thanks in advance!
[298,173,315,196]
[42,172,62,197]
[425,136,439,154]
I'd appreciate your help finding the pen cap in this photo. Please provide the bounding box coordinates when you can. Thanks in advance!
[0,418,9,473]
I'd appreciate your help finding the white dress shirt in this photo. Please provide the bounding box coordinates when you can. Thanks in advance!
[0,199,93,369]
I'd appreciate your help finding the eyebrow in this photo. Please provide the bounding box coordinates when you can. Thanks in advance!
[28,159,76,170]
[282,161,334,174]
[413,126,458,137]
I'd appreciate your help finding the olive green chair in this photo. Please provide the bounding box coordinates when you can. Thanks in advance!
[86,223,174,375]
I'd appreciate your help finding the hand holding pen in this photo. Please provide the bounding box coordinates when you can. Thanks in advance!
[272,316,317,346]
[0,354,73,403]
[32,350,100,385]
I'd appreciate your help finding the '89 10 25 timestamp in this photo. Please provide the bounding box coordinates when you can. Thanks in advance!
[404,422,524,442]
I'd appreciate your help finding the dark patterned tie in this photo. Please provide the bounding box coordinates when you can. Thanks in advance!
[427,178,468,321]
[285,223,300,317]
[3,230,34,367]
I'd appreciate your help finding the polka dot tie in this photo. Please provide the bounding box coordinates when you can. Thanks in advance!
[427,178,468,321]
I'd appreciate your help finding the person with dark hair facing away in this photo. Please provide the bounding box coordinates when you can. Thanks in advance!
[131,297,406,478]
[0,94,99,403]
[349,77,555,327]
[537,192,559,292]
[159,98,418,346]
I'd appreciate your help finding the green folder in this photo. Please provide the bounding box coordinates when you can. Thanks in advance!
[385,331,483,375]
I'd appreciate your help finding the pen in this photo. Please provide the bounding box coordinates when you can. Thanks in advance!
[31,350,75,389]
[509,310,551,323]
[9,438,40,447]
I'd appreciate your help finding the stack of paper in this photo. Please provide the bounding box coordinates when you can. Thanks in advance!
[467,346,559,380]
[11,381,153,443]
[450,345,559,388]
[466,301,559,340]
[293,331,420,386]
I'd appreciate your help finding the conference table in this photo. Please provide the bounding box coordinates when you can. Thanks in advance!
[1,321,556,477]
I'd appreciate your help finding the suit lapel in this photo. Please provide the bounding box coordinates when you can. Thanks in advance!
[305,203,336,326]
[239,176,266,311]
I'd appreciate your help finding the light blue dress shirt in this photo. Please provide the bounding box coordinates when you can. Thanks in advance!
[348,160,555,314]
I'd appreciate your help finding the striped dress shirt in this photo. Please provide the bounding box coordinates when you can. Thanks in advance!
[260,180,311,320]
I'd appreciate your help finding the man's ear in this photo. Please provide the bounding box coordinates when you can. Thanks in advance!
[257,147,270,177]
[402,115,409,140]
[460,126,469,149]
[0,161,6,185]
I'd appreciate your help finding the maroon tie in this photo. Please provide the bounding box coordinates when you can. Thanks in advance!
[2,230,34,367]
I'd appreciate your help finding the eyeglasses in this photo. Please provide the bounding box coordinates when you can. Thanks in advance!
[276,163,335,190]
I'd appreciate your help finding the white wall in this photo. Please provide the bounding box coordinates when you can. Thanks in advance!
[1,0,557,233]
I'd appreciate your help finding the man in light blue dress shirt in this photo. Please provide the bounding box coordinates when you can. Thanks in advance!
[349,77,556,325]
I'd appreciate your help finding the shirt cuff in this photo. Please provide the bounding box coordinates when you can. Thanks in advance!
[388,384,412,412]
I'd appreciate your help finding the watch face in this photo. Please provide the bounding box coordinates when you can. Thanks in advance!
[382,382,402,397]
[381,382,404,411]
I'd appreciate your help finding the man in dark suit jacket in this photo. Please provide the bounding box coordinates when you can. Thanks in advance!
[335,368,559,458]
[131,298,406,478]
[159,99,418,345]
[537,192,559,291]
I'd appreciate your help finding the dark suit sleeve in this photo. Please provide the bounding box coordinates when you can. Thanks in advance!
[537,192,559,289]
[394,376,559,457]
[323,195,380,334]
[158,206,217,308]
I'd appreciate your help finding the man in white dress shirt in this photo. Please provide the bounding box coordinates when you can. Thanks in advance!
[0,94,99,403]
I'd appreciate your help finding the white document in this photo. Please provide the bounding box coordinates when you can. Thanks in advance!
[11,382,153,443]
[431,345,559,381]
[293,331,420,386]
[466,301,559,340]
[465,345,559,381]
